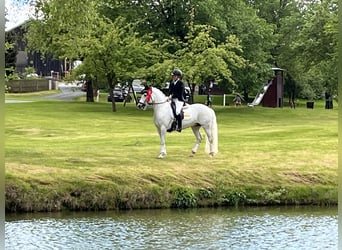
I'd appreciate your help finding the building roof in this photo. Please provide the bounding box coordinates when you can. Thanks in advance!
[5,19,30,32]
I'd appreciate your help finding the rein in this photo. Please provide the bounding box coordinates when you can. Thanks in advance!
[152,99,169,105]
[142,87,168,105]
[140,97,168,106]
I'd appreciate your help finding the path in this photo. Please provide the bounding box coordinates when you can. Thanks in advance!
[42,83,86,101]
[5,82,86,103]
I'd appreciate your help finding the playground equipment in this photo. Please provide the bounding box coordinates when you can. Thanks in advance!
[248,68,284,108]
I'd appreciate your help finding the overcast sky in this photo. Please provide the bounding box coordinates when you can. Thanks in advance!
[5,0,34,31]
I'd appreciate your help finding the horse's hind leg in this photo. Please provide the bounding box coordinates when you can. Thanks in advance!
[190,125,202,157]
[203,125,214,157]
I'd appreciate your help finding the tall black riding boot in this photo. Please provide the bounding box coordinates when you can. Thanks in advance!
[176,114,182,132]
[167,119,177,132]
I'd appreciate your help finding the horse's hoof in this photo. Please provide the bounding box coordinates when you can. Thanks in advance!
[189,151,196,157]
[157,153,166,159]
[209,152,214,158]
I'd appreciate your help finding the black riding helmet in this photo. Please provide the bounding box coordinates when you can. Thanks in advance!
[171,69,182,77]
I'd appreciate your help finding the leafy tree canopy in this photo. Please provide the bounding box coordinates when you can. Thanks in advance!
[24,0,337,101]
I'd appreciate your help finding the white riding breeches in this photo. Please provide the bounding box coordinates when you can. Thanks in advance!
[172,98,184,115]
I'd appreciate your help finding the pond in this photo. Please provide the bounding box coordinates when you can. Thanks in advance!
[6,206,337,249]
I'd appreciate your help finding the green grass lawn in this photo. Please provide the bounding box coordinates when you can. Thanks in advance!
[5,92,338,211]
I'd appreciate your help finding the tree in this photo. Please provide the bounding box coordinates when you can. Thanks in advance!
[72,17,159,111]
[5,35,17,78]
[26,0,337,104]
[250,0,338,99]
[295,0,337,97]
[179,25,246,90]
[26,0,103,103]
[283,73,301,105]
[96,0,276,98]
[28,0,159,110]
[27,0,100,60]
[141,23,247,101]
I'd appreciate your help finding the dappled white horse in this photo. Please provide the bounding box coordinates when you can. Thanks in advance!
[137,87,218,159]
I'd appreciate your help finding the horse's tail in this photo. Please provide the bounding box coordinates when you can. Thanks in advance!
[205,109,218,154]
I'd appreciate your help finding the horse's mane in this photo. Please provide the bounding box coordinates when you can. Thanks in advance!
[151,87,166,97]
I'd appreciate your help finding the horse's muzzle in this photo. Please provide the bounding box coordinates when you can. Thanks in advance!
[137,102,146,110]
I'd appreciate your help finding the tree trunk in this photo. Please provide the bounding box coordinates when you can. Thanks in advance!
[111,98,117,112]
[243,89,248,101]
[189,83,196,104]
[107,88,116,112]
[86,80,94,102]
[107,74,116,112]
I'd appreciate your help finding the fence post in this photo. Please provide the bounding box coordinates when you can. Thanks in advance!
[223,94,226,106]
[96,90,100,102]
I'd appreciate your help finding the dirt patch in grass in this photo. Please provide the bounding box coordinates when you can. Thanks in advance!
[283,171,330,185]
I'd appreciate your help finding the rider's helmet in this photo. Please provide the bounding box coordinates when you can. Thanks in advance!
[171,69,182,77]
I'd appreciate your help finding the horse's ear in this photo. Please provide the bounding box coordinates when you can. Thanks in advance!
[140,85,148,94]
[141,85,149,94]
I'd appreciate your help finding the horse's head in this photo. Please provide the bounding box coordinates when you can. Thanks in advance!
[137,87,153,110]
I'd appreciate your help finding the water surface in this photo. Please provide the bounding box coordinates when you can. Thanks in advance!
[6,206,337,249]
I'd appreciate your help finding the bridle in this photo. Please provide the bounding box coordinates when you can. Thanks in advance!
[137,89,152,109]
[137,88,168,108]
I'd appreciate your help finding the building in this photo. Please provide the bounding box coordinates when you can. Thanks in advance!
[5,20,69,78]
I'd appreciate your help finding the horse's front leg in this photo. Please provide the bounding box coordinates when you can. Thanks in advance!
[189,125,202,157]
[157,126,167,159]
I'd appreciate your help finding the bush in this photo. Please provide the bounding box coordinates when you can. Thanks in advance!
[300,84,316,100]
[171,187,197,208]
[219,190,247,207]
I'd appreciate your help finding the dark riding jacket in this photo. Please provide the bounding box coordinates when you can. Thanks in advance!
[169,79,185,101]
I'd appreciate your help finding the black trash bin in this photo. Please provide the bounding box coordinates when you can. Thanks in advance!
[306,101,314,109]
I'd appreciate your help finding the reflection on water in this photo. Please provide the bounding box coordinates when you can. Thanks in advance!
[6,206,337,250]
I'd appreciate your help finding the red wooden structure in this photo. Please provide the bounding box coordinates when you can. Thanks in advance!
[261,68,284,108]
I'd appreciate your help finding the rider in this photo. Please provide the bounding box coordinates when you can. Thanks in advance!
[168,69,185,132]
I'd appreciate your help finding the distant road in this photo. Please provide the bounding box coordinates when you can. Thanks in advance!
[5,83,86,103]
[42,83,86,101]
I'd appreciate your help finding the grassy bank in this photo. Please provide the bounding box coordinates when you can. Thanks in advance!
[5,92,338,212]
